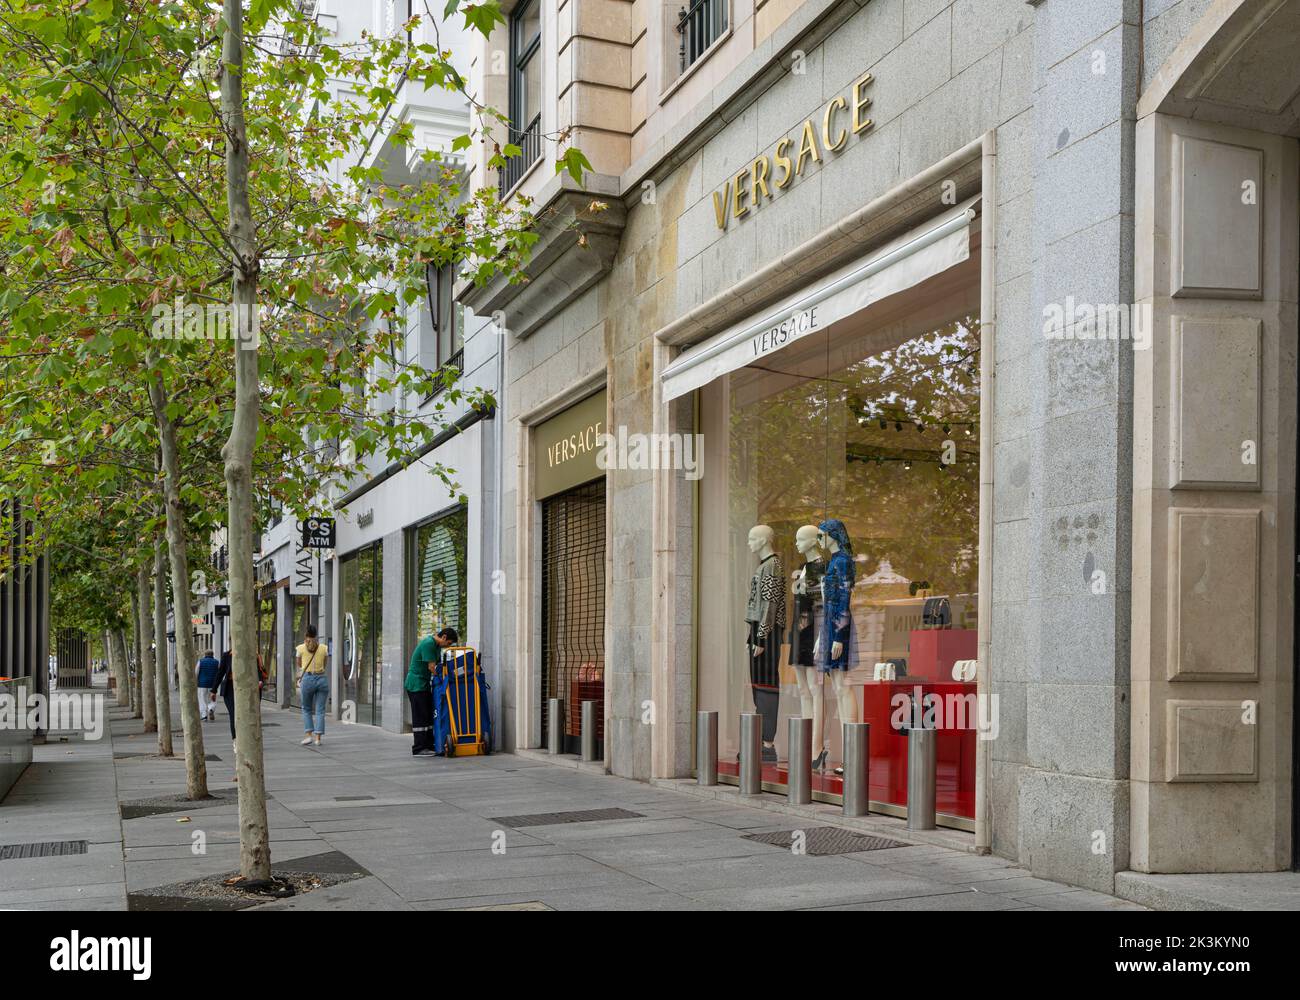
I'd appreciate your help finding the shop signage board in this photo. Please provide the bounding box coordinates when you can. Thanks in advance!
[290,544,320,596]
[300,517,335,549]
[534,389,607,500]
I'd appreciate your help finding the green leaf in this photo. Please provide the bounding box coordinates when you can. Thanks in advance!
[462,2,505,37]
[557,147,593,185]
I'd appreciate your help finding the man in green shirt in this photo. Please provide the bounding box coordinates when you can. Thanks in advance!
[406,626,458,755]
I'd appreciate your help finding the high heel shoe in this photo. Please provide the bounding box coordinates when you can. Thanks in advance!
[811,750,828,771]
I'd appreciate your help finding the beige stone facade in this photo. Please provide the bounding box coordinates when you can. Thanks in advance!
[462,0,1300,890]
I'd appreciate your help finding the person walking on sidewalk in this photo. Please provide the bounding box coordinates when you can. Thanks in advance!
[297,625,329,747]
[196,649,220,721]
[211,645,238,745]
[405,627,458,756]
[210,645,266,755]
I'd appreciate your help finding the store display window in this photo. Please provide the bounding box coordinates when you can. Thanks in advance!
[406,506,469,651]
[257,589,278,703]
[697,245,981,822]
[340,542,383,727]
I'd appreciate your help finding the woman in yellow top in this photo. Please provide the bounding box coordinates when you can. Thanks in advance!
[297,625,329,746]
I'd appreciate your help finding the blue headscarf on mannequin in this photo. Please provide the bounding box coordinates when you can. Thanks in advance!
[818,519,855,584]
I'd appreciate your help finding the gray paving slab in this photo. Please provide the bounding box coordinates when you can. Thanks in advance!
[566,830,781,866]
[1016,889,1147,910]
[391,868,646,902]
[960,875,1089,897]
[683,877,971,910]
[251,875,413,911]
[0,882,127,906]
[626,851,907,894]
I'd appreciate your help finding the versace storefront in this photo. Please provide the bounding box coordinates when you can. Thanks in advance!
[685,201,984,825]
[472,0,1300,894]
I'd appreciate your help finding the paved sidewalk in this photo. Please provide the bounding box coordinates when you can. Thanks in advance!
[0,683,1146,911]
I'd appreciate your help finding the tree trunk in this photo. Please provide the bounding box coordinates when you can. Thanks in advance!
[128,623,141,717]
[153,537,174,757]
[105,630,125,706]
[127,595,140,716]
[220,0,271,882]
[106,631,120,705]
[136,566,156,731]
[112,629,131,707]
[149,374,209,797]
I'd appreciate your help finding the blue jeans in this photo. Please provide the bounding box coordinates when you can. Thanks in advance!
[300,673,329,735]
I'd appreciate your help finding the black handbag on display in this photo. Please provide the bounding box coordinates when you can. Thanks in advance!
[921,596,951,628]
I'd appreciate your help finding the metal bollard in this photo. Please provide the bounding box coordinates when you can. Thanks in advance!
[739,713,762,795]
[547,698,564,755]
[697,710,718,786]
[787,716,812,805]
[580,700,598,761]
[841,722,871,817]
[907,726,937,830]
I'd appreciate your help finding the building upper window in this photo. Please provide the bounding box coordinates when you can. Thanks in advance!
[677,0,727,74]
[423,262,464,395]
[502,0,542,194]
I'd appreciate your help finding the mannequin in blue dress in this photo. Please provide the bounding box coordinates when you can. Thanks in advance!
[814,519,858,746]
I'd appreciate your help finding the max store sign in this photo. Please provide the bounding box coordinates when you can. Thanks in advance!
[713,73,875,230]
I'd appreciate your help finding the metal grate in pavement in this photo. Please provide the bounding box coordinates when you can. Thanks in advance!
[742,827,907,856]
[0,840,89,861]
[489,807,644,828]
[334,795,374,802]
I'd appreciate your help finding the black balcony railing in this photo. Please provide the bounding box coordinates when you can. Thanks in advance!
[498,114,541,196]
[423,346,464,404]
[677,0,727,74]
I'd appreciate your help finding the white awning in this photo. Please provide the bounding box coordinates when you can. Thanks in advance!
[660,198,978,402]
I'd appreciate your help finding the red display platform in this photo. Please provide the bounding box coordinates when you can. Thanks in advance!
[906,627,977,681]
[714,678,979,821]
[862,679,976,819]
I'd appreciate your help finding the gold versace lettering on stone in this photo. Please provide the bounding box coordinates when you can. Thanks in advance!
[711,72,876,229]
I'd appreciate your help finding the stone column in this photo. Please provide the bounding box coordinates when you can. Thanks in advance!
[382,530,407,734]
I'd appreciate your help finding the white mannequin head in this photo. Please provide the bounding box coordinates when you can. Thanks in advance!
[795,525,821,558]
[747,524,775,557]
[817,529,841,554]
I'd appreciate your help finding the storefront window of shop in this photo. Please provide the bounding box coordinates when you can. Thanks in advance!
[340,544,383,726]
[406,507,468,655]
[257,590,277,703]
[288,596,314,709]
[697,249,981,823]
[542,479,606,756]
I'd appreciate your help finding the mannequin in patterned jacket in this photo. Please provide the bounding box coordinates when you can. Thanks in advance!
[744,524,786,763]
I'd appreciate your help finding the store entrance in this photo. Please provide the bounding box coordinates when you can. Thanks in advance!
[541,479,606,756]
